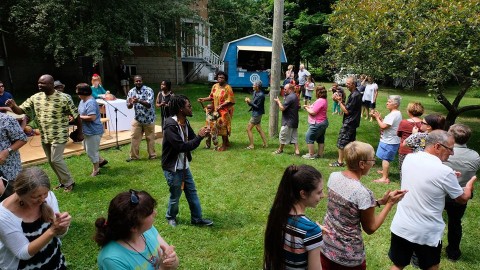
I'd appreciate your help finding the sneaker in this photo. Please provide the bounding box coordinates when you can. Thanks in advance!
[446,250,461,262]
[302,154,316,160]
[167,219,177,227]
[191,218,213,226]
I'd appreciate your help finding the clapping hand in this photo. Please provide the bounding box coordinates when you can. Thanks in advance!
[158,244,178,269]
[51,212,72,236]
[198,126,211,138]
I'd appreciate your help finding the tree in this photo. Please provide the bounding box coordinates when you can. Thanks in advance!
[327,0,480,126]
[282,0,334,68]
[0,0,195,65]
[208,0,272,54]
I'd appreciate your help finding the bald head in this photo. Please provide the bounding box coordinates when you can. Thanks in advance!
[284,83,294,94]
[38,74,55,95]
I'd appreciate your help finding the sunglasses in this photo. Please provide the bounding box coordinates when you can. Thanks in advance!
[129,189,139,205]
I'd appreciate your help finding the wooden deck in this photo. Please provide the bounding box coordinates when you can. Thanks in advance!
[19,126,163,166]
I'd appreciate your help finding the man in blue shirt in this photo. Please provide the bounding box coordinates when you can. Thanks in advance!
[0,81,14,113]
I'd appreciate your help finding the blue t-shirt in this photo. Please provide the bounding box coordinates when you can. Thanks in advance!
[0,91,13,107]
[78,97,104,136]
[98,226,161,270]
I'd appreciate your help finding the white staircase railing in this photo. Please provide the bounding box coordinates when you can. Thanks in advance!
[182,45,223,68]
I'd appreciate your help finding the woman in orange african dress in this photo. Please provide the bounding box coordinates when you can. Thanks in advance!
[198,71,235,151]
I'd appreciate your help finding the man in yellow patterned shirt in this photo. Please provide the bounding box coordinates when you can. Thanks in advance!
[6,75,82,192]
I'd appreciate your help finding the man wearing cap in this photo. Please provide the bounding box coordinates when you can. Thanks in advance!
[126,75,156,161]
[54,80,76,125]
[5,74,82,192]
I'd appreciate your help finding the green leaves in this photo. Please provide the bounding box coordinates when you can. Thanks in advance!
[2,0,195,65]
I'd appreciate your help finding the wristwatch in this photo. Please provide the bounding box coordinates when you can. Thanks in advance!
[7,147,13,155]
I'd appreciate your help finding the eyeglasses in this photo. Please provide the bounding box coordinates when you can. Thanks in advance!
[129,189,139,205]
[421,121,429,125]
[0,85,4,88]
[438,143,454,153]
[362,159,376,164]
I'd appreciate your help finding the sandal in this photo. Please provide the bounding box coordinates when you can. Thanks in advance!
[64,182,75,193]
[272,149,283,155]
[91,170,101,177]
[329,161,345,167]
[54,184,65,190]
[245,146,254,150]
[99,159,109,167]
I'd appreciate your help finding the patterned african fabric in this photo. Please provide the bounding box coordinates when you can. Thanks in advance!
[19,91,78,144]
[209,83,235,136]
[127,86,156,124]
[0,113,27,180]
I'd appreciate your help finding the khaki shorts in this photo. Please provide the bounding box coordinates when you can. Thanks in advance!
[279,126,298,145]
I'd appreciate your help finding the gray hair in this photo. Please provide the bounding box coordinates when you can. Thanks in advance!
[253,80,262,88]
[389,95,402,106]
[448,124,472,145]
[425,130,452,147]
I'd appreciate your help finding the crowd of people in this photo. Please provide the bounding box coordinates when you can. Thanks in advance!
[0,62,478,269]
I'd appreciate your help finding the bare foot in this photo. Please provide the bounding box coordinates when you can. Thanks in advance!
[373,178,390,184]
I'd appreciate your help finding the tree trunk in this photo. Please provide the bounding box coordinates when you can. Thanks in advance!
[269,0,284,138]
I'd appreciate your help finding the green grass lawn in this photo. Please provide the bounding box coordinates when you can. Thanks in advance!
[35,83,479,269]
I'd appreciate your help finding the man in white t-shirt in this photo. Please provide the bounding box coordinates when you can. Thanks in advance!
[389,130,476,270]
[297,64,311,99]
[372,95,402,184]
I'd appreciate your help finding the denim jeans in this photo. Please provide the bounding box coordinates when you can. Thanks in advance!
[305,119,329,144]
[164,168,203,222]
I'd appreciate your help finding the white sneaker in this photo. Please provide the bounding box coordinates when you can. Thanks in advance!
[302,154,316,160]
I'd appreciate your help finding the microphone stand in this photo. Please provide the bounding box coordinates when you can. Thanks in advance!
[100,98,127,150]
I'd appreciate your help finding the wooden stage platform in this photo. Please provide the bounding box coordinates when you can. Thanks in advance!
[20,126,163,166]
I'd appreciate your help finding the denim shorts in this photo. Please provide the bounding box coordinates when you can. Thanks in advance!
[305,120,329,144]
[376,142,399,161]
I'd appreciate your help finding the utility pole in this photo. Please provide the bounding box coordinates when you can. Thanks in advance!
[268,0,285,137]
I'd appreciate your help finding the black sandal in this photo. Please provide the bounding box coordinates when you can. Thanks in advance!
[329,161,345,167]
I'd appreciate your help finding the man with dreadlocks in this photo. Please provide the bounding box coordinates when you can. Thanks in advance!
[161,95,213,227]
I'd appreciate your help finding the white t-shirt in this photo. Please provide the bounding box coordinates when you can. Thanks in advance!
[391,152,464,246]
[362,83,378,102]
[305,82,315,97]
[0,191,60,269]
[380,110,402,144]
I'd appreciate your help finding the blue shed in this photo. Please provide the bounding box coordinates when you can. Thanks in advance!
[219,34,287,89]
